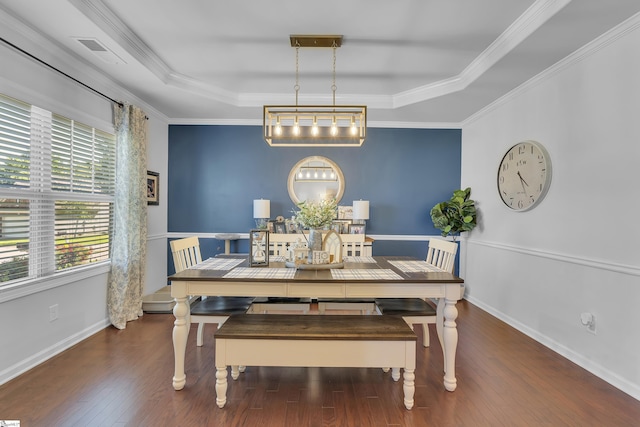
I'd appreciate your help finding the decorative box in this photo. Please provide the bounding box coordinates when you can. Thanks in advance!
[312,250,330,265]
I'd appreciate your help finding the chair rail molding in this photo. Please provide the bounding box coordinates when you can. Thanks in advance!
[466,239,639,277]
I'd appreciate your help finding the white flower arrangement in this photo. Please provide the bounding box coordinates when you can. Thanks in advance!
[292,198,337,229]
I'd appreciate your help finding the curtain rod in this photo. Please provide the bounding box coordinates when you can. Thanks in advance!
[1,36,138,113]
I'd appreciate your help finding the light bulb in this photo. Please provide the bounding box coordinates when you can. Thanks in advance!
[314,170,318,179]
[275,117,282,135]
[298,170,303,179]
[350,117,357,135]
[330,118,338,136]
[292,118,300,136]
[322,170,327,179]
[311,117,319,136]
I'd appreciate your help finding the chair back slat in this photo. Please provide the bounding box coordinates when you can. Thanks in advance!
[425,238,458,273]
[340,233,366,257]
[170,236,203,273]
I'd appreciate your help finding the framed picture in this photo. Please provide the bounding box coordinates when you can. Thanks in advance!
[332,219,351,234]
[274,221,287,234]
[337,205,353,220]
[349,223,366,235]
[266,220,275,233]
[147,171,159,205]
[286,219,297,233]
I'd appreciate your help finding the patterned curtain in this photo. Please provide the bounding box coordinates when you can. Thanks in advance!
[107,103,148,329]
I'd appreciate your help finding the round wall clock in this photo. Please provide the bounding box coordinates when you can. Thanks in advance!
[497,140,552,211]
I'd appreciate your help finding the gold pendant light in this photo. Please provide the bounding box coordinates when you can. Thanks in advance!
[264,35,367,147]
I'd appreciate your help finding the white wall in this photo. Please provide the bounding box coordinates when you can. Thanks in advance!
[0,12,168,385]
[461,15,640,399]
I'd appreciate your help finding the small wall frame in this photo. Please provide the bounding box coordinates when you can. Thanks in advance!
[147,171,159,205]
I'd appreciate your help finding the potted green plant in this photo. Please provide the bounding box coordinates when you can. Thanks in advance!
[430,187,477,240]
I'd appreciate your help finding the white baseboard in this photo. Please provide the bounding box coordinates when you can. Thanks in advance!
[465,296,640,401]
[0,318,110,386]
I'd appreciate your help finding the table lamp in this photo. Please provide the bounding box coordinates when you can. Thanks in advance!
[253,199,270,228]
[353,200,370,232]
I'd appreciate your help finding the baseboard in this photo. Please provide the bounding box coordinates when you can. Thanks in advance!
[465,296,640,401]
[0,318,110,386]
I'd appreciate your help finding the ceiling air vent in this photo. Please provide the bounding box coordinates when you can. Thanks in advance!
[73,37,125,65]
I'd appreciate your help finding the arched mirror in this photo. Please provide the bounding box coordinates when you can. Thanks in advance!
[287,156,345,205]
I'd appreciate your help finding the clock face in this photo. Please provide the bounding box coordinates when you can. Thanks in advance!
[497,141,552,211]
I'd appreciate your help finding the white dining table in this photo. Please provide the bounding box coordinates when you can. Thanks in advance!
[168,255,464,392]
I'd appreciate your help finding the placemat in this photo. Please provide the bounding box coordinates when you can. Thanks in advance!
[331,269,403,280]
[190,257,244,270]
[343,256,377,263]
[223,267,296,279]
[270,255,285,263]
[387,260,445,273]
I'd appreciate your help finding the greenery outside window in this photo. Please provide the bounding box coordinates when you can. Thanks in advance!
[0,93,115,285]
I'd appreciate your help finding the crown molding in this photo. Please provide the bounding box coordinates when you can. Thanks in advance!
[393,0,572,108]
[71,0,569,110]
[168,117,460,128]
[462,9,640,126]
[0,4,169,123]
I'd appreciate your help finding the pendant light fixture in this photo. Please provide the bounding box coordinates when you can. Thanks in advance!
[264,35,367,147]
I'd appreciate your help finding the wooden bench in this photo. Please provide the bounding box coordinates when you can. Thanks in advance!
[214,314,418,410]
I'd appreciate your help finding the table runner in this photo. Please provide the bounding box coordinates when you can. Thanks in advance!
[190,257,244,270]
[223,267,296,279]
[388,260,445,273]
[343,256,377,263]
[331,269,403,280]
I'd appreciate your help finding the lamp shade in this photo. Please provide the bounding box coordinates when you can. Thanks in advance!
[253,199,270,219]
[352,200,370,220]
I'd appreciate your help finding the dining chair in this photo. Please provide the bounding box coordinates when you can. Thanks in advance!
[242,233,312,314]
[317,232,375,314]
[374,238,458,347]
[170,236,254,347]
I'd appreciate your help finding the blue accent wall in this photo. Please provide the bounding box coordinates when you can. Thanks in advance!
[168,125,461,263]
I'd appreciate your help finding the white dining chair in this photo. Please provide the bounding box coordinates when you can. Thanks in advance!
[170,236,254,347]
[374,238,458,347]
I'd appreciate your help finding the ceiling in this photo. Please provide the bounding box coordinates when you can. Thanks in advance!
[2,0,640,125]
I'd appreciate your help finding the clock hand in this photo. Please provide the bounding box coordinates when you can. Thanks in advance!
[517,170,529,195]
[517,171,529,187]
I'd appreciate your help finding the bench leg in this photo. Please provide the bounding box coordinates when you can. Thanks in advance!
[391,367,401,381]
[215,367,228,408]
[231,365,240,380]
[403,369,415,410]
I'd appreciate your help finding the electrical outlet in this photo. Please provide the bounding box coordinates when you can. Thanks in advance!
[580,312,596,335]
[49,304,59,322]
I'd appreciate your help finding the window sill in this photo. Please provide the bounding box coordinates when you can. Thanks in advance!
[0,261,111,304]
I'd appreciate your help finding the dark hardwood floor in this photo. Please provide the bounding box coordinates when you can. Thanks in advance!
[1,300,639,427]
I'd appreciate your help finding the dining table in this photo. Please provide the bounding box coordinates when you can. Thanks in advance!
[168,255,464,392]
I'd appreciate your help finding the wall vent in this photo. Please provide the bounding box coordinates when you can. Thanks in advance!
[73,37,125,65]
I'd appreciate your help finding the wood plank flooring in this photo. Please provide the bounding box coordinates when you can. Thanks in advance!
[1,300,639,426]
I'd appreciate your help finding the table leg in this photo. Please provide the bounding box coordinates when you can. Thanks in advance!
[436,298,445,371]
[216,366,228,408]
[172,295,190,390]
[443,296,458,392]
[224,240,231,254]
[403,368,415,410]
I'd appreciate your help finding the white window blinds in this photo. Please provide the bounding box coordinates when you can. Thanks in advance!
[0,93,116,286]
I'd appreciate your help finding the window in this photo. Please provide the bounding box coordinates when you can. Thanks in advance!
[0,93,115,286]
